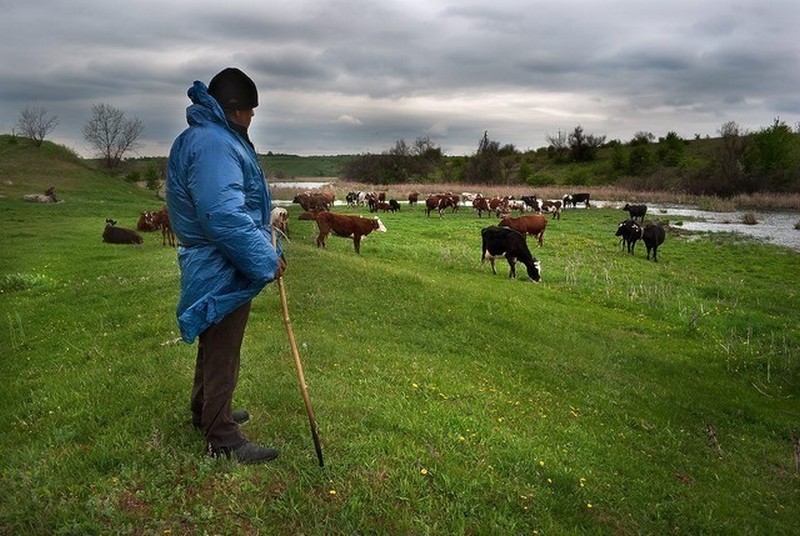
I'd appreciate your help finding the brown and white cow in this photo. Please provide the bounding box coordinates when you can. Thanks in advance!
[314,212,387,254]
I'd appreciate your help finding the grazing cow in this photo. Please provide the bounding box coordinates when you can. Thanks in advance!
[563,192,591,208]
[480,226,541,282]
[389,199,401,212]
[425,194,457,217]
[293,191,334,211]
[643,223,666,262]
[488,196,507,216]
[367,193,379,212]
[521,195,539,211]
[622,203,647,223]
[152,206,176,247]
[438,194,459,215]
[540,200,562,220]
[615,219,642,254]
[472,195,491,218]
[102,219,143,244]
[270,207,289,236]
[425,194,441,217]
[408,191,419,205]
[137,210,159,232]
[507,199,527,213]
[498,214,547,247]
[314,212,387,254]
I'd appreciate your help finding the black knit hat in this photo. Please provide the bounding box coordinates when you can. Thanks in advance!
[208,67,259,110]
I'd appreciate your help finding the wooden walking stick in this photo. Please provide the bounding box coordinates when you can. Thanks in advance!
[272,226,324,467]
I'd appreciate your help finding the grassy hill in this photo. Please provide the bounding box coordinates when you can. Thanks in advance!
[1,136,799,534]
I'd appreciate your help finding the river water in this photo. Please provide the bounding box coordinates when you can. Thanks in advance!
[596,201,800,252]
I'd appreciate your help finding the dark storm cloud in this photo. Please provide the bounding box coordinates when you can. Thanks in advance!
[0,0,797,157]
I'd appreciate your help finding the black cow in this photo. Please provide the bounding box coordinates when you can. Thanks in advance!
[623,203,647,222]
[615,219,642,254]
[103,219,143,245]
[643,223,666,262]
[563,192,591,208]
[389,199,401,212]
[521,195,539,211]
[480,226,541,282]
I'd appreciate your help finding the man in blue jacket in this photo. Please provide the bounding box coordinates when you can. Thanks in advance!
[167,67,285,464]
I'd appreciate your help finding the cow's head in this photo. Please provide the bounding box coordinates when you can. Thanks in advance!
[615,220,641,238]
[374,217,387,233]
[525,259,542,283]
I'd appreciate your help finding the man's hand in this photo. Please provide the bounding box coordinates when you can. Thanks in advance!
[275,257,286,279]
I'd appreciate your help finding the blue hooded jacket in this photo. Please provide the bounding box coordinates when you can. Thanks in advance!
[166,81,281,342]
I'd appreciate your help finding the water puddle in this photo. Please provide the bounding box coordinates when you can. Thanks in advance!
[600,201,800,252]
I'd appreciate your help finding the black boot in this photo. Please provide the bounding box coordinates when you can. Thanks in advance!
[209,441,279,464]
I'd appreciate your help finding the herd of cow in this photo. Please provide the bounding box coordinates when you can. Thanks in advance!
[290,189,665,283]
[102,205,175,246]
[102,189,666,283]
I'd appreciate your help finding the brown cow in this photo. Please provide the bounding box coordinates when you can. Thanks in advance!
[472,195,491,218]
[137,210,159,232]
[499,214,547,247]
[425,194,442,217]
[152,205,176,247]
[293,191,334,211]
[314,212,387,254]
[408,191,419,205]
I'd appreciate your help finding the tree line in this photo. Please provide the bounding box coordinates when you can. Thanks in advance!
[341,122,800,197]
[13,104,800,197]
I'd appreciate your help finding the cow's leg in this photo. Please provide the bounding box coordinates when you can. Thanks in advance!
[489,258,497,275]
[353,235,362,254]
[316,231,327,249]
[507,258,517,278]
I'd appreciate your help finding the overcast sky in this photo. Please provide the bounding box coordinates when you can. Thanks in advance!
[1,0,798,158]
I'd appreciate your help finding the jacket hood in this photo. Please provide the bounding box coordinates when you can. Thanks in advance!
[185,81,228,128]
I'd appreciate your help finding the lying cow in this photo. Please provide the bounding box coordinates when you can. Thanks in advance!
[498,214,547,247]
[481,226,541,282]
[103,219,143,245]
[623,203,647,223]
[643,223,666,262]
[314,212,386,254]
[615,219,642,254]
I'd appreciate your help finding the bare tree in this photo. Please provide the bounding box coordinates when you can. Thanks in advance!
[16,106,59,146]
[82,103,144,168]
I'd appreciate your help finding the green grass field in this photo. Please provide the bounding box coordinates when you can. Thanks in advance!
[1,138,799,534]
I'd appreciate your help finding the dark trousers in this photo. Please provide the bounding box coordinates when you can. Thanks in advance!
[191,301,251,448]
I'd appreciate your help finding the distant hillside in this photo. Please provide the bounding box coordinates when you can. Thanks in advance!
[259,153,355,179]
[0,135,163,213]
